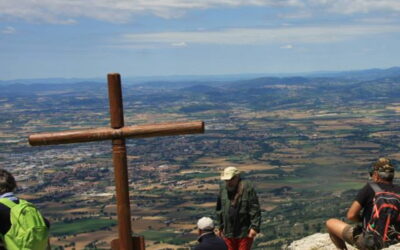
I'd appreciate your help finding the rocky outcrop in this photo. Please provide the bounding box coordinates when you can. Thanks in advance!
[286,233,400,250]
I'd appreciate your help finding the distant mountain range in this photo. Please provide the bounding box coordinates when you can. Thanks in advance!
[1,67,400,94]
[0,81,106,95]
[307,66,400,80]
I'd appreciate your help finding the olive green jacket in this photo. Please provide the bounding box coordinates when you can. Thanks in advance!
[216,180,261,238]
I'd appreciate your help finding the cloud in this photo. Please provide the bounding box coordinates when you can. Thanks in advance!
[309,0,400,14]
[0,0,303,23]
[278,11,312,19]
[357,17,398,24]
[1,0,400,23]
[0,0,135,23]
[280,44,293,49]
[118,24,400,47]
[2,26,16,34]
[171,42,188,47]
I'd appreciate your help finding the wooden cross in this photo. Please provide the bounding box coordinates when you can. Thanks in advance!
[28,73,205,250]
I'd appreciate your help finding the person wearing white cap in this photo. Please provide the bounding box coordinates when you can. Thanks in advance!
[194,217,228,250]
[216,166,261,250]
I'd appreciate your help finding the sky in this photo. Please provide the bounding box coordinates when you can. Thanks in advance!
[1,0,400,80]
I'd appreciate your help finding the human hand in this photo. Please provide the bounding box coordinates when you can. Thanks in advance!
[216,229,224,238]
[248,228,257,238]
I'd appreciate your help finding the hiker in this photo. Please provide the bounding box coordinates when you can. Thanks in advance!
[0,169,50,250]
[216,166,261,250]
[194,217,228,250]
[326,157,400,250]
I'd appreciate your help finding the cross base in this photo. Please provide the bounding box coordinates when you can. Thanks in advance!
[111,236,145,250]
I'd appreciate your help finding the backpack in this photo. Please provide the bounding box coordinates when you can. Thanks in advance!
[0,198,49,250]
[363,182,400,250]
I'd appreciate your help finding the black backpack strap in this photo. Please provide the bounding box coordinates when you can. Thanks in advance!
[368,182,383,194]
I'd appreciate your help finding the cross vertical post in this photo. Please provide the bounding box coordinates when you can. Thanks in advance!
[28,73,205,250]
[108,73,133,249]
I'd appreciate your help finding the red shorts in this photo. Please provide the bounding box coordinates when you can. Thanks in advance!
[224,237,254,250]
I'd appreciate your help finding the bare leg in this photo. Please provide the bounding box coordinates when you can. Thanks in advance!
[326,219,349,250]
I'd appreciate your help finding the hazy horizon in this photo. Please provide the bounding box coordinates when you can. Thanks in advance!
[1,65,400,83]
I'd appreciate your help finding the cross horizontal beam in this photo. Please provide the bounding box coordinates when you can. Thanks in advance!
[29,121,204,146]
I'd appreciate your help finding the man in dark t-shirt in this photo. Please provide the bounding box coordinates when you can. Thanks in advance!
[326,158,400,250]
[354,182,400,228]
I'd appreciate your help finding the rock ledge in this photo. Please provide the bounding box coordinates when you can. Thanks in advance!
[286,233,400,250]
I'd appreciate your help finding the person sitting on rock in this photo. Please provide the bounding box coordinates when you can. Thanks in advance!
[326,158,400,250]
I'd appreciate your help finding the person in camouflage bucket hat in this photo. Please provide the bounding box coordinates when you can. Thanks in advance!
[326,157,400,250]
[370,157,395,181]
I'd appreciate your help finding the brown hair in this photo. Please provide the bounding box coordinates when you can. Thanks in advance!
[0,169,17,194]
